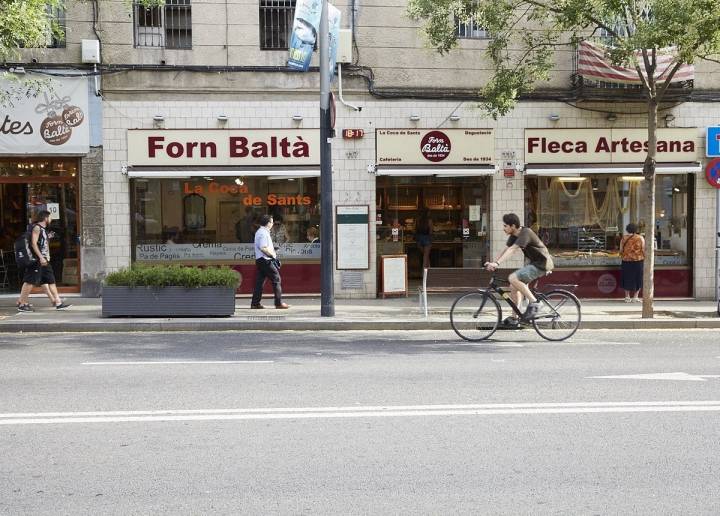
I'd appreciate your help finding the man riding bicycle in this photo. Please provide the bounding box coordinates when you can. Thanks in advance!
[484,213,554,326]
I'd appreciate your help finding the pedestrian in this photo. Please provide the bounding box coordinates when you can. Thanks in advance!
[251,214,289,309]
[16,210,72,312]
[619,222,645,303]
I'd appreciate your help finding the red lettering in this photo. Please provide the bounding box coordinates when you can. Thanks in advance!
[200,142,216,158]
[186,141,198,157]
[548,141,560,153]
[527,137,541,153]
[167,142,184,158]
[148,136,164,158]
[229,137,249,157]
[630,141,642,152]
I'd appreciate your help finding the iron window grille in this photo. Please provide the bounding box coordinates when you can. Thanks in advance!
[134,0,192,49]
[260,0,295,50]
[455,17,489,39]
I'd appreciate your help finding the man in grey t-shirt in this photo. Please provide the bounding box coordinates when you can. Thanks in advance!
[485,213,553,323]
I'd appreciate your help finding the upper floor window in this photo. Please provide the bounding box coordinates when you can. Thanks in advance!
[46,4,66,48]
[456,17,489,39]
[134,0,192,49]
[259,0,295,50]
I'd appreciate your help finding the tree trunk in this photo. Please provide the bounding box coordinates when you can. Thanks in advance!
[642,98,658,318]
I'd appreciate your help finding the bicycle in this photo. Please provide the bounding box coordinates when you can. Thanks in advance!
[450,272,582,342]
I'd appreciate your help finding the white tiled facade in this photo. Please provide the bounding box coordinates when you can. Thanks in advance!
[103,98,719,299]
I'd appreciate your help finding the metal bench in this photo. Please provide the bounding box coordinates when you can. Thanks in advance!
[419,267,510,317]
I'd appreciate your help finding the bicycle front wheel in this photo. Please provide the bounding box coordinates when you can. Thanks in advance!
[450,291,501,341]
[532,289,582,341]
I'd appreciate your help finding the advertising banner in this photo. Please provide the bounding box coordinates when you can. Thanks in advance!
[0,75,89,155]
[328,4,341,78]
[287,0,322,72]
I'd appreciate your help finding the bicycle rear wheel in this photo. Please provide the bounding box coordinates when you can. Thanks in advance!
[450,291,501,341]
[532,289,582,341]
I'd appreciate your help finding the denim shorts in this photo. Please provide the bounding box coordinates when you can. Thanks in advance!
[416,234,431,247]
[515,264,545,283]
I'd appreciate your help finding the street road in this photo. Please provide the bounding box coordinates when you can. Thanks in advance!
[1,329,719,515]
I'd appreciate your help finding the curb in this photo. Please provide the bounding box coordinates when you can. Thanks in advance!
[1,318,720,333]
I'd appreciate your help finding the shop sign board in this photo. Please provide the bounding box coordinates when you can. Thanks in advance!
[127,129,320,166]
[0,76,89,155]
[136,242,320,262]
[525,128,700,164]
[376,129,494,166]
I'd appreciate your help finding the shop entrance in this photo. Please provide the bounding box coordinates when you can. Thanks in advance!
[376,175,491,283]
[0,158,81,293]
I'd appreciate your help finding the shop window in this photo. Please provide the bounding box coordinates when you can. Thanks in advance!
[131,176,321,260]
[259,0,295,50]
[134,0,192,49]
[524,174,690,267]
[0,158,77,179]
[376,176,491,279]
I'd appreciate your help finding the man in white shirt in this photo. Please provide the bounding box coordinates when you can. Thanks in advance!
[251,214,289,309]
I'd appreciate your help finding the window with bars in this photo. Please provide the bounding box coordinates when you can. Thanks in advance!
[46,4,66,48]
[455,17,489,39]
[260,0,296,50]
[134,0,192,49]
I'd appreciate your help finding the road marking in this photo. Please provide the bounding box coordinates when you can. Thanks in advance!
[2,401,720,426]
[81,361,274,365]
[587,372,720,382]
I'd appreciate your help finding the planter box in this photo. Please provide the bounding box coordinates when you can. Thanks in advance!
[102,286,236,317]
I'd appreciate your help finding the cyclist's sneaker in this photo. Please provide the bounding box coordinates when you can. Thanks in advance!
[502,316,519,327]
[55,302,72,310]
[521,302,541,322]
[17,304,34,313]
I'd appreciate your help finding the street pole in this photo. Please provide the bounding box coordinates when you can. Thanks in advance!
[319,0,335,316]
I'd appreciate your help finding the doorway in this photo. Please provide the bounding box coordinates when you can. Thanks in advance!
[0,158,81,293]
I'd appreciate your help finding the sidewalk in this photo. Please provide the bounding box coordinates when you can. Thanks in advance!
[0,294,718,332]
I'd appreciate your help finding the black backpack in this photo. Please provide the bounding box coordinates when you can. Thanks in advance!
[14,225,39,269]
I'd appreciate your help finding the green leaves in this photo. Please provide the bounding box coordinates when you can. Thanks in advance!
[105,265,241,289]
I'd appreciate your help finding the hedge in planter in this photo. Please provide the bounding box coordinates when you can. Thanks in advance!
[102,265,241,317]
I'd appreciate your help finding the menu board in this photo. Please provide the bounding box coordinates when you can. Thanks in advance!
[380,254,407,297]
[336,205,370,270]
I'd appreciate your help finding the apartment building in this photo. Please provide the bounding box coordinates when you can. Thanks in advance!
[2,0,718,299]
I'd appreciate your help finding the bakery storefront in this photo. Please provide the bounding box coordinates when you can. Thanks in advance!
[0,76,89,294]
[524,128,699,297]
[127,129,321,294]
[375,129,494,281]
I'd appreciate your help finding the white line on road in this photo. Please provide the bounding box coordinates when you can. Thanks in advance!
[81,361,275,365]
[2,401,720,426]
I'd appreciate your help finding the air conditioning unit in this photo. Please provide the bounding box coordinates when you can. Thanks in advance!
[81,39,101,64]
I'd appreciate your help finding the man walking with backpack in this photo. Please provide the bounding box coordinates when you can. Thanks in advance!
[16,210,71,312]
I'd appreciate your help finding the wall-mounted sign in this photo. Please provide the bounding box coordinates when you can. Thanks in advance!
[342,129,365,139]
[46,203,60,221]
[0,76,89,155]
[525,128,700,164]
[336,205,369,270]
[376,129,494,165]
[706,127,720,157]
[705,158,720,189]
[127,129,320,166]
[136,242,320,262]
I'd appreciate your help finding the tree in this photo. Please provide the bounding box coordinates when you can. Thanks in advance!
[408,0,720,317]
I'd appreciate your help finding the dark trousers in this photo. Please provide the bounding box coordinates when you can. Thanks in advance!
[251,258,283,306]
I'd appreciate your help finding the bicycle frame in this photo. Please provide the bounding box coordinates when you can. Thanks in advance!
[479,274,567,321]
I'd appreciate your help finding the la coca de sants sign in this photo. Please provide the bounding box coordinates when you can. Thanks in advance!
[127,129,320,166]
[525,128,700,164]
[376,129,494,166]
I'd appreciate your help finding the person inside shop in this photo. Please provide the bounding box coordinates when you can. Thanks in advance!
[16,210,71,312]
[251,214,289,310]
[485,213,554,325]
[619,223,645,303]
[270,213,289,245]
[415,210,433,270]
[306,226,319,243]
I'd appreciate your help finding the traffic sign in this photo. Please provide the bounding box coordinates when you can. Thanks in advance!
[705,157,720,189]
[706,126,720,156]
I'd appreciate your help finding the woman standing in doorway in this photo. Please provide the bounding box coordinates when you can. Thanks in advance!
[619,223,645,303]
[416,210,432,270]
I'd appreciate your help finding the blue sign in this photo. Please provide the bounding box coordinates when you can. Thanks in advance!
[706,126,720,157]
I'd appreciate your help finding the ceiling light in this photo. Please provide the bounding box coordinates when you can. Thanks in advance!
[558,177,587,182]
[621,176,645,182]
[234,178,244,186]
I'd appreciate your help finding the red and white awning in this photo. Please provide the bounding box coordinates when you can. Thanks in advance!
[578,41,694,85]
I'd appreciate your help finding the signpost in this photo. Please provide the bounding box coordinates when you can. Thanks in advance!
[705,127,720,306]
